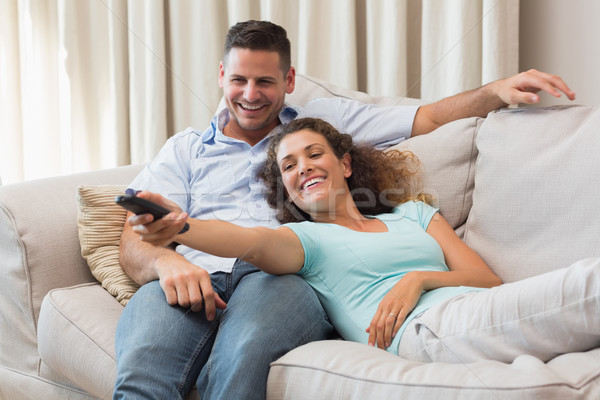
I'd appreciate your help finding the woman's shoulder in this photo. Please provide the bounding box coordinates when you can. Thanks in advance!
[379,201,438,225]
[393,200,434,214]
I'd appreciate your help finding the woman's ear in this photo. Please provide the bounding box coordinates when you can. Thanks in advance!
[342,153,352,178]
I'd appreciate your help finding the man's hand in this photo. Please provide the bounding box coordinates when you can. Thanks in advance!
[155,251,227,320]
[412,68,576,137]
[489,68,576,106]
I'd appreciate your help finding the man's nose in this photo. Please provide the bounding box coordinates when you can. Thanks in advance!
[244,81,260,102]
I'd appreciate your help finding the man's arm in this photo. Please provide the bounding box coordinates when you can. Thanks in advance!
[411,69,576,137]
[119,213,227,320]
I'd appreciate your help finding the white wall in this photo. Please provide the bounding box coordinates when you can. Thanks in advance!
[520,0,600,106]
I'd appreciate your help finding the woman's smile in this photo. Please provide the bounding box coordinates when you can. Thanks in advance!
[301,176,326,191]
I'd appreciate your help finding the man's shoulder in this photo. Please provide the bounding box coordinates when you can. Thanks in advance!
[169,125,215,146]
[298,97,356,113]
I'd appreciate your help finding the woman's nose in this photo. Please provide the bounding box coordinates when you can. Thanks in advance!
[298,160,312,175]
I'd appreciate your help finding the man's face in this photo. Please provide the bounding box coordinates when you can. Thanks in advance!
[219,48,295,140]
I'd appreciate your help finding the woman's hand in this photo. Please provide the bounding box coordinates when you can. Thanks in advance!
[127,191,189,247]
[366,272,424,350]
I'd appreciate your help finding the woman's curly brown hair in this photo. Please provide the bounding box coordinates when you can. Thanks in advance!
[259,118,431,223]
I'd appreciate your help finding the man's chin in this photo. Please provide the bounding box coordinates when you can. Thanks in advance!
[236,116,279,133]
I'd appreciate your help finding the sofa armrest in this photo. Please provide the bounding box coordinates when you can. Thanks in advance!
[0,164,143,373]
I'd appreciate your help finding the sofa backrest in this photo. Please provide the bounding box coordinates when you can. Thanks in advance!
[463,105,600,283]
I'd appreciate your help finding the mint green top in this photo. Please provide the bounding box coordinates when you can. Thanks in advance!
[284,201,485,355]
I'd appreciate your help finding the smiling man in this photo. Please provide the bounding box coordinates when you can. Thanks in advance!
[219,48,294,146]
[113,20,575,400]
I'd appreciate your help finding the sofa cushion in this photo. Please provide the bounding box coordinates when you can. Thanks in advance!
[268,340,600,399]
[464,105,600,283]
[77,185,139,305]
[38,283,120,400]
[38,283,200,400]
[391,117,481,232]
[0,164,142,388]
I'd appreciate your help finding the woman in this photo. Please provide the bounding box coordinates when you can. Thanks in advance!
[130,118,599,361]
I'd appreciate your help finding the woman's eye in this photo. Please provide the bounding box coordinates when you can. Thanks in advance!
[310,153,322,158]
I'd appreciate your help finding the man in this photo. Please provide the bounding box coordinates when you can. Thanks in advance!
[113,20,575,400]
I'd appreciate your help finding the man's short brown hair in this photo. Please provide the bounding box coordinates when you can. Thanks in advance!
[224,20,291,73]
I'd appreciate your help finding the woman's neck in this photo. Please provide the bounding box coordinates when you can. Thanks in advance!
[310,203,386,233]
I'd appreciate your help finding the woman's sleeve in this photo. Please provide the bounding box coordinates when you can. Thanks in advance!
[282,222,321,276]
[395,201,439,230]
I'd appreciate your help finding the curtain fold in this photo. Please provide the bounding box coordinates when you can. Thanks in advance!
[0,0,518,185]
[421,0,519,100]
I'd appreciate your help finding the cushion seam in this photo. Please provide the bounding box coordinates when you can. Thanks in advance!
[46,288,116,361]
[269,362,600,391]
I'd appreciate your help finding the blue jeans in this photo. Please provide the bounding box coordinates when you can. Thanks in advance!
[113,260,333,400]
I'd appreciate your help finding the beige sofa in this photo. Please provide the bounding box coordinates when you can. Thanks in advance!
[1,74,599,400]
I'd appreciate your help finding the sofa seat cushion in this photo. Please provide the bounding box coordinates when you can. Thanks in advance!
[38,283,121,400]
[464,105,600,283]
[267,340,600,399]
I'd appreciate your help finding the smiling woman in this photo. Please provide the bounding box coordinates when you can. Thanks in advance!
[261,118,428,224]
[127,116,599,363]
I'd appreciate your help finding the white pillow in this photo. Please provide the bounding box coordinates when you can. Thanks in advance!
[392,117,481,232]
[464,105,600,283]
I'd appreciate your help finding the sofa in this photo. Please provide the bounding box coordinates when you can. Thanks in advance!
[1,73,599,400]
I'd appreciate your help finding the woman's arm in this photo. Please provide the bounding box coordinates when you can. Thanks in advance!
[129,192,305,275]
[367,212,501,350]
[423,212,502,288]
[179,220,304,275]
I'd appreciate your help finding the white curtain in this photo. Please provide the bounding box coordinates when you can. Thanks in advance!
[0,0,518,185]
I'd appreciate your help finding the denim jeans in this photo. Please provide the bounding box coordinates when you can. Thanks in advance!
[113,260,333,400]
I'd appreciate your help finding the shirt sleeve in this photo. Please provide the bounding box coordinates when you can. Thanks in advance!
[282,222,321,276]
[297,97,419,149]
[129,129,195,211]
[394,201,439,231]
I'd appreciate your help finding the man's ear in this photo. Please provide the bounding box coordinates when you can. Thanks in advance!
[342,153,352,178]
[285,66,296,94]
[218,61,225,88]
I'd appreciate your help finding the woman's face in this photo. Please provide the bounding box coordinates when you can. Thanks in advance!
[276,129,352,216]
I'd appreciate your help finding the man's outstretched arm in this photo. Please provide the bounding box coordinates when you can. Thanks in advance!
[411,69,576,137]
